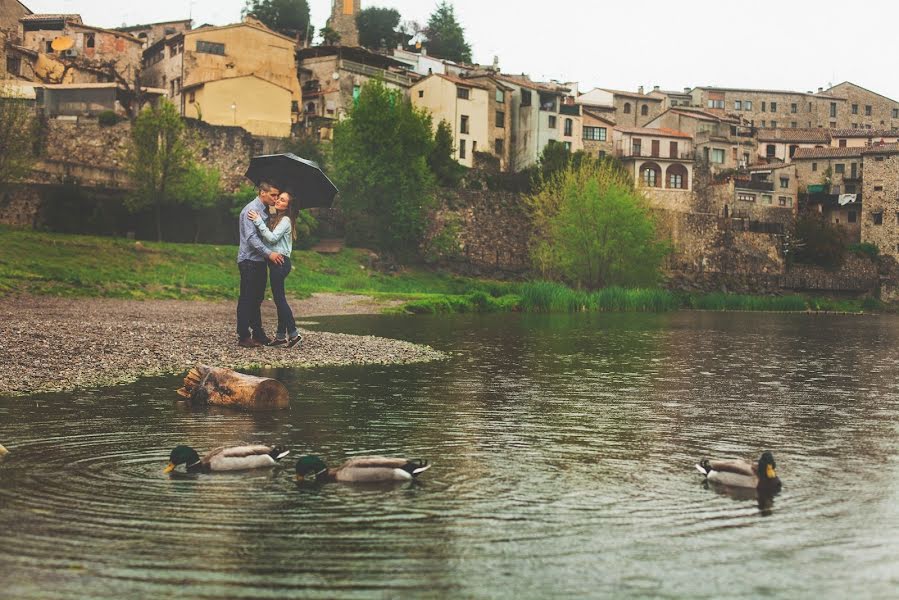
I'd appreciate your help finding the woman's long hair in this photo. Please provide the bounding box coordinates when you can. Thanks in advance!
[268,191,297,241]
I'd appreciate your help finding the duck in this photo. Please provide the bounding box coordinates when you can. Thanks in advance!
[695,450,782,493]
[295,455,431,483]
[164,444,289,474]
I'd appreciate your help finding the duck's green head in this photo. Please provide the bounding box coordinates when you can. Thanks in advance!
[164,445,200,473]
[295,455,328,482]
[758,451,778,482]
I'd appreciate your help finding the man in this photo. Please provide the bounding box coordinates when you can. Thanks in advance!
[236,181,285,348]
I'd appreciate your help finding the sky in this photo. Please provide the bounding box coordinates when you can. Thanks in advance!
[23,0,899,101]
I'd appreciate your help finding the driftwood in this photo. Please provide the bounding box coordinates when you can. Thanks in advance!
[176,365,289,410]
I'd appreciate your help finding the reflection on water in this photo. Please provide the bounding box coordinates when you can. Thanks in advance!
[2,312,899,598]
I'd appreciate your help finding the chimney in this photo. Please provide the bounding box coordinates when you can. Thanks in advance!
[638,85,644,95]
[653,85,660,92]
[817,87,823,93]
[684,87,691,93]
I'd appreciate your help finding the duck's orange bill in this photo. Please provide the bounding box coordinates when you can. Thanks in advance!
[766,465,776,478]
[163,462,176,474]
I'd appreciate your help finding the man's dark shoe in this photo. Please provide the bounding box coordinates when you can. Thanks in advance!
[238,337,263,348]
[267,337,287,347]
[287,334,303,348]
[253,336,273,346]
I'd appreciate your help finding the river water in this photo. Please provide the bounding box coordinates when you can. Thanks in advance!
[1,312,898,598]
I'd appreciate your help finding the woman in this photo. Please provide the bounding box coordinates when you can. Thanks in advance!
[247,191,301,348]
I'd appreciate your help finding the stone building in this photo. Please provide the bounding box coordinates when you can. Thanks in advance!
[411,73,489,168]
[733,163,798,219]
[792,146,865,195]
[327,0,360,47]
[463,73,515,170]
[296,44,412,139]
[116,19,192,49]
[859,145,899,258]
[581,109,614,159]
[647,86,693,109]
[142,17,302,138]
[755,128,830,163]
[0,0,29,39]
[646,107,754,171]
[824,82,899,130]
[577,86,663,127]
[612,126,694,201]
[690,86,848,129]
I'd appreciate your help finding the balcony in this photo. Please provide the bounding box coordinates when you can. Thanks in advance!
[735,179,774,192]
[339,59,412,87]
[614,147,695,160]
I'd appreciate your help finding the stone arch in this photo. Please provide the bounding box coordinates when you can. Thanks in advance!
[666,163,689,189]
[640,162,662,187]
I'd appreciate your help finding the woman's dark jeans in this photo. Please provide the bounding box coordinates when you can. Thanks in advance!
[269,257,296,339]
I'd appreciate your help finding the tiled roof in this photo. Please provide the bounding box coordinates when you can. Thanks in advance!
[494,74,567,94]
[696,85,844,100]
[756,128,831,143]
[21,13,81,22]
[615,126,691,139]
[668,107,740,124]
[431,73,488,90]
[599,88,663,101]
[830,128,899,138]
[792,147,865,159]
[862,143,899,155]
[746,162,793,171]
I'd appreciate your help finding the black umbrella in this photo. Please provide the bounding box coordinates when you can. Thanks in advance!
[244,153,339,209]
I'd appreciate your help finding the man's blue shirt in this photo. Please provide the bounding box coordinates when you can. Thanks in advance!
[237,196,270,263]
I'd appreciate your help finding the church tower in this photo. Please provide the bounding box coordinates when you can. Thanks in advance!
[328,0,361,46]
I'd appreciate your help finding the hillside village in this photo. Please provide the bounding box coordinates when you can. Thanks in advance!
[4,0,899,297]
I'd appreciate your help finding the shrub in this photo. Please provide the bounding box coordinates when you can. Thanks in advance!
[849,242,879,259]
[98,110,119,126]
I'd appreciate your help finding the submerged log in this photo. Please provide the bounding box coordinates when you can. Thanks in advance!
[176,365,289,410]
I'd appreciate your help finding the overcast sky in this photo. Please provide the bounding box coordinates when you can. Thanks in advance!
[24,0,899,101]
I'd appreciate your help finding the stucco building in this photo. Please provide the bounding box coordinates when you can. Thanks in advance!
[612,126,694,193]
[142,17,302,138]
[646,107,754,170]
[463,73,515,170]
[581,109,614,159]
[411,73,488,168]
[755,128,830,163]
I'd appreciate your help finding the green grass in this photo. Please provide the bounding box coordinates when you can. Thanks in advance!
[0,227,877,315]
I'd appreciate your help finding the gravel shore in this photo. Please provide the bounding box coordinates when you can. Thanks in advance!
[0,294,445,397]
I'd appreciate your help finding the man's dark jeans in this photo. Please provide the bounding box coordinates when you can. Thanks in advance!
[269,257,296,338]
[237,259,268,341]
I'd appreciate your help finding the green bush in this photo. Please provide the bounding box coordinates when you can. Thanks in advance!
[849,242,879,259]
[98,110,119,126]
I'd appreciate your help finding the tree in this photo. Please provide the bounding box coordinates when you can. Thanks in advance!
[792,210,847,268]
[536,140,571,182]
[319,26,341,45]
[126,100,220,241]
[428,119,464,187]
[424,1,472,63]
[356,6,402,50]
[284,132,329,171]
[529,158,670,289]
[0,83,37,185]
[244,0,310,41]
[332,80,435,256]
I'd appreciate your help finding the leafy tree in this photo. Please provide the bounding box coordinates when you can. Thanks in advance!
[332,80,435,256]
[424,1,472,63]
[536,140,571,182]
[356,6,402,50]
[244,0,310,40]
[529,157,669,289]
[0,83,37,185]
[792,211,847,268]
[319,25,341,45]
[126,100,220,241]
[284,132,329,171]
[428,119,464,187]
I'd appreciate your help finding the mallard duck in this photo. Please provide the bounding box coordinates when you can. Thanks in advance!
[695,451,782,493]
[164,444,289,473]
[295,455,430,483]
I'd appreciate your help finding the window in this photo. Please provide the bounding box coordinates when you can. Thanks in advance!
[632,138,642,156]
[873,211,883,225]
[734,100,742,110]
[459,139,466,159]
[770,101,777,112]
[830,102,837,118]
[624,102,631,114]
[789,145,798,157]
[641,105,648,116]
[874,185,883,191]
[521,90,532,106]
[460,115,469,134]
[6,56,20,76]
[711,148,725,163]
[670,141,678,157]
[495,89,505,103]
[188,90,196,104]
[598,150,606,159]
[761,194,773,205]
[791,122,797,128]
[848,210,857,223]
[495,138,504,155]
[745,101,752,110]
[865,105,872,116]
[738,192,756,202]
[86,33,95,49]
[495,110,505,128]
[457,87,470,100]
[473,141,477,153]
[852,104,858,114]
[835,163,845,174]
[876,156,885,161]
[762,101,766,112]
[584,127,606,141]
[563,141,571,151]
[779,196,793,207]
[564,118,573,136]
[893,109,899,119]
[766,144,776,158]
[760,120,766,127]
[418,90,424,98]
[548,115,557,129]
[707,99,724,109]
[196,40,225,55]
[780,176,790,188]
[46,41,54,53]
[770,120,777,128]
[651,139,660,157]
[791,103,797,113]
[812,162,818,172]
[641,164,660,187]
[170,77,181,96]
[839,139,847,147]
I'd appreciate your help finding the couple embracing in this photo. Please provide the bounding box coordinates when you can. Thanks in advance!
[236,181,302,349]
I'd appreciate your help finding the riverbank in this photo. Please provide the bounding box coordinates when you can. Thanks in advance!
[0,294,445,397]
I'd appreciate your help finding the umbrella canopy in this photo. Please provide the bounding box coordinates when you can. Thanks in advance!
[244,153,339,209]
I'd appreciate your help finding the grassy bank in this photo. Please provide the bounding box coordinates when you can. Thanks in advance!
[0,227,879,314]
